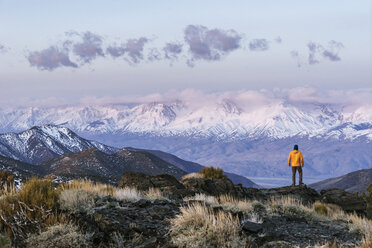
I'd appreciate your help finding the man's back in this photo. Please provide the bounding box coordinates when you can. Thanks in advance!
[288,150,304,167]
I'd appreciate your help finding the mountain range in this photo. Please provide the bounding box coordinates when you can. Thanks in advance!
[0,99,371,180]
[0,125,258,187]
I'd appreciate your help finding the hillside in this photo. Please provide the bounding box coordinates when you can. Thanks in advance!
[310,168,372,193]
[126,147,259,187]
[39,148,186,183]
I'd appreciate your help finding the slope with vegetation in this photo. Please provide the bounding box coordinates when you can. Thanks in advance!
[0,167,370,248]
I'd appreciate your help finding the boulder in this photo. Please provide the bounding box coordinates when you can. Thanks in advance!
[320,188,367,215]
[181,176,238,196]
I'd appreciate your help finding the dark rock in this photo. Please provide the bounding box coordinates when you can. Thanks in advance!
[260,185,320,205]
[241,221,263,233]
[181,177,238,196]
[320,188,367,215]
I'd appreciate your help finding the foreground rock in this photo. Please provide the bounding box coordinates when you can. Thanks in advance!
[320,188,367,215]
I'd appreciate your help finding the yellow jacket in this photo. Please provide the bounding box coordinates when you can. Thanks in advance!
[288,150,304,167]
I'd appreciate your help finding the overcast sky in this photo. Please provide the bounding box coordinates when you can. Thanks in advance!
[0,0,371,106]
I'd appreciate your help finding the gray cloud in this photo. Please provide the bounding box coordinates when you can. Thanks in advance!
[307,42,322,64]
[27,46,78,71]
[249,39,269,51]
[184,25,242,64]
[0,44,5,53]
[72,32,104,63]
[163,42,183,60]
[290,50,303,67]
[106,44,126,58]
[107,37,149,64]
[322,40,344,62]
[123,37,149,64]
[147,48,162,62]
[274,37,282,44]
[307,40,344,65]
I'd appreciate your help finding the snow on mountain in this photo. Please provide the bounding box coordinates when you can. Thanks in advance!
[0,125,118,164]
[0,99,371,141]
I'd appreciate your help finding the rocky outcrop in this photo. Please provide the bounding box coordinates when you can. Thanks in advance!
[181,176,238,196]
[72,196,180,248]
[259,185,320,205]
[119,172,191,198]
[320,188,367,215]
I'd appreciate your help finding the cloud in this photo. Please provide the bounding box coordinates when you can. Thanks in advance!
[0,44,6,53]
[163,42,183,60]
[27,46,78,71]
[72,32,104,63]
[249,39,269,51]
[107,37,149,64]
[274,37,282,44]
[106,44,126,58]
[307,40,344,65]
[322,40,344,62]
[184,25,242,64]
[123,37,149,64]
[147,48,162,62]
[307,42,322,64]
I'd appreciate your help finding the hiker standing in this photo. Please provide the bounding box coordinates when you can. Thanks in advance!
[288,144,304,186]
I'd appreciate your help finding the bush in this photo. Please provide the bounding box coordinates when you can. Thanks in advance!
[170,202,248,248]
[0,178,61,243]
[24,224,92,248]
[0,170,15,193]
[314,202,328,216]
[198,166,227,180]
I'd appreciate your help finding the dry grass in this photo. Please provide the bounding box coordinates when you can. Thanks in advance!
[114,187,143,202]
[59,180,114,196]
[268,195,372,247]
[169,202,248,248]
[219,195,253,213]
[24,224,92,248]
[59,189,95,214]
[145,187,169,201]
[184,193,218,205]
[181,173,204,180]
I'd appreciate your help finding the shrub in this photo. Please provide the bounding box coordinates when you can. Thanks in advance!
[170,202,248,248]
[314,202,328,216]
[145,187,169,202]
[24,224,92,248]
[114,187,143,202]
[60,180,114,196]
[0,170,15,194]
[0,178,61,242]
[198,166,227,180]
[181,173,204,180]
[59,189,95,214]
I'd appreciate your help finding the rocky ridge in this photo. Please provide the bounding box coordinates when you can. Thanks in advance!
[57,173,369,248]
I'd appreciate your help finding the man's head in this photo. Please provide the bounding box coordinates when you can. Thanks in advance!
[294,144,298,150]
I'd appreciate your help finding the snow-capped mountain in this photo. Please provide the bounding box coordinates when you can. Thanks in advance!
[0,125,118,164]
[0,100,371,141]
[0,99,371,181]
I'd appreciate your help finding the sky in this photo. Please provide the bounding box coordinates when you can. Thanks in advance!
[0,0,371,107]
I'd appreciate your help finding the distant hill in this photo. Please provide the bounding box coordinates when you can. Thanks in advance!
[126,147,260,188]
[39,148,186,184]
[309,168,372,193]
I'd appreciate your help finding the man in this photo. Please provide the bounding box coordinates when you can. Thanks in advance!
[288,144,304,186]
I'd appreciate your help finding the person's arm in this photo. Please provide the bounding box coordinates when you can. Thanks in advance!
[300,152,304,167]
[288,153,291,167]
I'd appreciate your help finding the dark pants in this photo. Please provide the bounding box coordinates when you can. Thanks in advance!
[292,166,303,185]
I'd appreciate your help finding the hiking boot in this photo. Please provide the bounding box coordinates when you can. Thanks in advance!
[291,184,295,187]
[299,183,305,186]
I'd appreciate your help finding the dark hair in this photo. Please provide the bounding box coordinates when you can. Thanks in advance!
[294,145,298,150]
